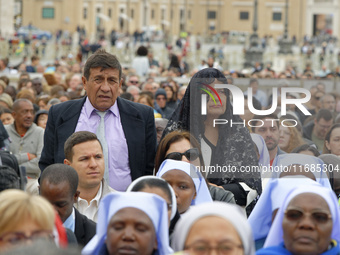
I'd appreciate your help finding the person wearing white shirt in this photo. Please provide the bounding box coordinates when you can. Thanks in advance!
[63,131,115,222]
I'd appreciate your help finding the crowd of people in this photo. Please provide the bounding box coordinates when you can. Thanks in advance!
[0,45,340,255]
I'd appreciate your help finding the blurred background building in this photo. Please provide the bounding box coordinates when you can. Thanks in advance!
[10,0,338,43]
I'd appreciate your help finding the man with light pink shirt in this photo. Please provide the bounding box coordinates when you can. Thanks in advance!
[39,49,157,191]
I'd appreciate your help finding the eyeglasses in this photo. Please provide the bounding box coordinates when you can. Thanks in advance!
[285,208,332,224]
[0,230,54,245]
[165,148,200,161]
[185,241,244,255]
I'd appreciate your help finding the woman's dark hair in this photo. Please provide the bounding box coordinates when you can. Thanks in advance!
[162,82,177,102]
[131,178,172,204]
[323,123,340,154]
[168,54,180,70]
[155,130,205,174]
[291,144,320,156]
[136,46,148,56]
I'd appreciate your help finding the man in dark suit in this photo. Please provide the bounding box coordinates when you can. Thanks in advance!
[39,49,156,191]
[39,164,96,247]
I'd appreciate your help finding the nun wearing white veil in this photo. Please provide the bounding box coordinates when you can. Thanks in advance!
[82,192,173,255]
[248,177,321,250]
[271,153,331,189]
[171,202,255,255]
[257,185,340,255]
[156,159,212,214]
[126,176,177,221]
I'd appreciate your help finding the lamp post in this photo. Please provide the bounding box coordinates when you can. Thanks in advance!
[244,0,263,68]
[278,0,293,54]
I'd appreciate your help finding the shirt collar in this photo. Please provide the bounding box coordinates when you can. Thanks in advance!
[78,181,103,207]
[93,181,103,204]
[63,207,75,232]
[84,97,119,117]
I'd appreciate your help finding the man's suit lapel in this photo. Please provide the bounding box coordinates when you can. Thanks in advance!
[117,97,145,180]
[55,98,86,162]
[74,208,86,244]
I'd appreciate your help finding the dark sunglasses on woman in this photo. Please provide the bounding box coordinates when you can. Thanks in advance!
[165,148,200,161]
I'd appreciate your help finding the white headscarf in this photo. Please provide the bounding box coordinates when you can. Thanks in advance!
[264,185,340,248]
[82,192,173,255]
[271,153,331,189]
[250,133,271,188]
[250,133,270,172]
[126,176,177,220]
[156,159,213,205]
[248,177,321,241]
[171,202,255,255]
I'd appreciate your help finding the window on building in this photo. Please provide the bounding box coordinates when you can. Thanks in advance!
[188,10,191,20]
[207,10,216,19]
[131,9,134,19]
[273,12,282,21]
[120,8,124,13]
[151,9,155,19]
[161,9,165,20]
[96,8,101,13]
[171,9,173,19]
[42,8,54,19]
[180,23,185,31]
[108,8,112,18]
[240,11,249,20]
[83,8,87,19]
[180,9,184,20]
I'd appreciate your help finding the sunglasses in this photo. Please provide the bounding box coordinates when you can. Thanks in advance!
[165,148,200,161]
[285,209,332,224]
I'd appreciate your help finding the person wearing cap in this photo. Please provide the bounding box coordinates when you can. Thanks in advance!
[82,192,173,255]
[155,89,173,119]
[34,109,49,129]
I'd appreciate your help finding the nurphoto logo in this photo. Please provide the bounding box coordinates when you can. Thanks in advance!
[201,84,312,128]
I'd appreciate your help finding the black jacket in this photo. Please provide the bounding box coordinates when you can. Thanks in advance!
[74,208,96,247]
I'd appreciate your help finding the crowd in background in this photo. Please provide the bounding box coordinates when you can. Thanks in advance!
[0,41,340,255]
